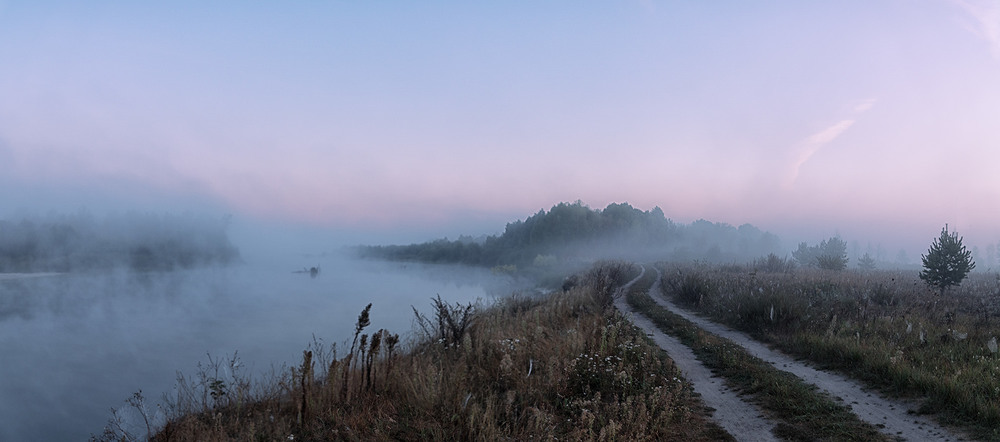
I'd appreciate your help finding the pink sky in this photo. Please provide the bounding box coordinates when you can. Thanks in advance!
[1,1,999,256]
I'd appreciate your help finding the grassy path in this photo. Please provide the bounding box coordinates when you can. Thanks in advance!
[615,266,781,441]
[645,267,966,441]
[622,265,899,441]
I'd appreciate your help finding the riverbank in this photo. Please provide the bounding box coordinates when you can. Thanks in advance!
[108,262,729,441]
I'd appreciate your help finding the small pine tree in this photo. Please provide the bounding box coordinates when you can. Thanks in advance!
[816,236,849,271]
[920,224,975,295]
[791,242,817,268]
[857,252,876,271]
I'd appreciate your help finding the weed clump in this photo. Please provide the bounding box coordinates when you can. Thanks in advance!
[669,271,714,307]
[627,285,890,441]
[99,262,726,441]
[658,263,1000,440]
[412,294,476,347]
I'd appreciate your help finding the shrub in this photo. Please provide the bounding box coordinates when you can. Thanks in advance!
[793,236,848,271]
[412,294,477,347]
[752,253,796,273]
[657,264,1000,440]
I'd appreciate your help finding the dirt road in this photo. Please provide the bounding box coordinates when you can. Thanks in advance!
[618,266,967,441]
[615,266,781,441]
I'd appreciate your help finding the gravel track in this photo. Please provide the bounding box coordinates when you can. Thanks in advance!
[615,266,781,441]
[628,265,968,442]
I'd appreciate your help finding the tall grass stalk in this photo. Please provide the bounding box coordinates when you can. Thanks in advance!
[99,261,729,441]
[660,263,1000,440]
[626,268,889,441]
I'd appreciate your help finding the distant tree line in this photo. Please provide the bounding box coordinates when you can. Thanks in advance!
[0,212,240,273]
[358,201,782,267]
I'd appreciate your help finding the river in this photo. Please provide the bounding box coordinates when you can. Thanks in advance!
[0,251,516,440]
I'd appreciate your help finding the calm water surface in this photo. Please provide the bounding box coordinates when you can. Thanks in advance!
[0,253,514,440]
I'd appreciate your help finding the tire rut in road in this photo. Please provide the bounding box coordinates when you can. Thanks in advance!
[616,267,781,442]
[646,267,966,442]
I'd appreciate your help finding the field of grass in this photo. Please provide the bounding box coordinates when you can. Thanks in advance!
[624,267,889,441]
[99,261,732,441]
[658,262,1000,440]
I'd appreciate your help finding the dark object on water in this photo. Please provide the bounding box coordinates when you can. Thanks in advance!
[293,266,321,278]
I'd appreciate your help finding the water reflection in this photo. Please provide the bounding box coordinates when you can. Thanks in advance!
[0,253,515,440]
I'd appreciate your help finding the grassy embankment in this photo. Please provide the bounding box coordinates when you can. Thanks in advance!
[658,262,1000,441]
[624,266,889,441]
[131,262,729,441]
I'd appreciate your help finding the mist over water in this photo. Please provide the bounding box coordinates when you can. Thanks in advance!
[0,247,515,441]
[1,203,990,440]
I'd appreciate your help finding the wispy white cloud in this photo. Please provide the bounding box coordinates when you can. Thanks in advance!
[805,119,856,145]
[952,0,1000,59]
[787,120,855,185]
[853,98,877,113]
[785,98,876,187]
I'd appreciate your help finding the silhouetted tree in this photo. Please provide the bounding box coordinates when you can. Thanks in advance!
[793,236,848,270]
[0,214,238,272]
[792,242,818,268]
[815,236,849,271]
[857,252,876,271]
[357,202,782,267]
[920,224,975,295]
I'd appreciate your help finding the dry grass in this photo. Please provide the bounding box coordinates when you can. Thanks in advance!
[98,261,729,441]
[659,263,1000,440]
[625,266,888,441]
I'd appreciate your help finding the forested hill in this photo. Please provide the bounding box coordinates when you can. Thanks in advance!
[0,212,240,273]
[358,202,781,267]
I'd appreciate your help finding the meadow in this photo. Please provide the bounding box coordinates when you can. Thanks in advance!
[100,262,730,441]
[657,261,1000,440]
[624,267,891,441]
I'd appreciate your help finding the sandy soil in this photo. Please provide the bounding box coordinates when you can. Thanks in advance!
[636,266,968,442]
[615,267,781,442]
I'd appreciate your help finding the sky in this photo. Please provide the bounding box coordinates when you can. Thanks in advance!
[1,1,999,255]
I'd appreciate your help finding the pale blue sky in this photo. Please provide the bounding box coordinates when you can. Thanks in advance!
[1,1,999,254]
